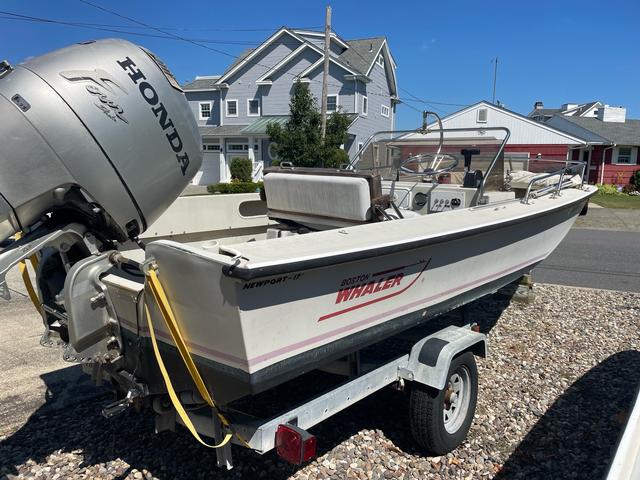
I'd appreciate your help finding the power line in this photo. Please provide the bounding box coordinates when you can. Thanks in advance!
[74,0,400,102]
[0,11,316,46]
[78,0,260,61]
[328,28,464,118]
[399,87,467,108]
[0,10,320,33]
[1,2,463,113]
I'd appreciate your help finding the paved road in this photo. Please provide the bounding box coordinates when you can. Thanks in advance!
[0,268,104,436]
[573,204,640,232]
[534,228,640,292]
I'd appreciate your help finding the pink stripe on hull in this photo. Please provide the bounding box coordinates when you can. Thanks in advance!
[247,253,547,366]
[119,318,249,366]
[121,253,547,370]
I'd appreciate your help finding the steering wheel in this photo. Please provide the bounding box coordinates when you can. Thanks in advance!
[399,152,459,177]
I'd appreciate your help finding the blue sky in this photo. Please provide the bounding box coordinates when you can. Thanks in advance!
[2,0,638,129]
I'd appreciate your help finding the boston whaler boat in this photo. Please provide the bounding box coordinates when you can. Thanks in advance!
[0,39,595,467]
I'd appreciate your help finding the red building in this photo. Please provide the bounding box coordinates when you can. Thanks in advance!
[401,101,587,172]
[547,107,640,185]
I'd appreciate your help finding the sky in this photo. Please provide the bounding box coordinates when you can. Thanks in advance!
[1,0,639,130]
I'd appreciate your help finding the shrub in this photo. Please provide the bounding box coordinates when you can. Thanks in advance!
[622,183,637,194]
[324,148,350,168]
[632,169,640,191]
[207,181,262,194]
[596,183,620,195]
[229,157,252,182]
[270,159,281,167]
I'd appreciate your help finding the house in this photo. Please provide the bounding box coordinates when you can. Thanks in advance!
[528,101,603,123]
[402,101,587,169]
[183,27,400,185]
[546,106,640,185]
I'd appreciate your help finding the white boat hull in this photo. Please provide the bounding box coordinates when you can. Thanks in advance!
[111,188,592,404]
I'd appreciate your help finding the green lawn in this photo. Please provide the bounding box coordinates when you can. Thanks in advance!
[590,192,640,209]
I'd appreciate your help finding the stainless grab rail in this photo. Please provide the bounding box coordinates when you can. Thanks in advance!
[347,120,511,207]
[521,160,586,204]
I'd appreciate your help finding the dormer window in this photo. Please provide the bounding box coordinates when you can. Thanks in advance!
[377,54,384,67]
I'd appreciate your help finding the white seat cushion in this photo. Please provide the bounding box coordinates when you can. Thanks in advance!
[509,170,581,190]
[264,173,373,228]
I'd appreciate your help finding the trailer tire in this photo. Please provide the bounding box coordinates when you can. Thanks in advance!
[409,351,478,455]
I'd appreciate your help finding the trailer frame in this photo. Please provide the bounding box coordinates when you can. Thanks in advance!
[174,324,486,469]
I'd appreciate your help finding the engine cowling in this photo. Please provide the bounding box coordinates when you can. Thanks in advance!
[0,38,202,243]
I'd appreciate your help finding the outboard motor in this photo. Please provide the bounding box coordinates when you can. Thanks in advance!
[0,38,201,243]
[0,39,201,353]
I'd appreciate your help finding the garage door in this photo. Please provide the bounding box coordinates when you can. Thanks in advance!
[193,152,222,186]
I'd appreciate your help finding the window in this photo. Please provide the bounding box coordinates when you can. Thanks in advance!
[226,99,238,117]
[361,96,368,116]
[199,102,211,120]
[247,99,260,117]
[357,142,364,152]
[327,94,338,112]
[227,143,249,152]
[381,104,390,118]
[377,54,384,67]
[202,144,221,151]
[476,108,488,123]
[615,147,635,164]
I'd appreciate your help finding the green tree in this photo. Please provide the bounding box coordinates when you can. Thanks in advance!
[229,157,252,182]
[633,169,640,191]
[267,81,351,167]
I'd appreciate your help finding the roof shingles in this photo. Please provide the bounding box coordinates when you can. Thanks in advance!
[338,37,385,75]
[183,30,391,91]
[183,77,220,91]
[558,116,640,145]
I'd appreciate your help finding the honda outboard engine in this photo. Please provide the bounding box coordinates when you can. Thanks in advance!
[0,38,201,243]
[0,39,201,357]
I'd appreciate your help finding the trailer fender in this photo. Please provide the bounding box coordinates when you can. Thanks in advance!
[399,325,487,390]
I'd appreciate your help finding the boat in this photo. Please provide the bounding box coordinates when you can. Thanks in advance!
[0,39,595,457]
[116,126,593,404]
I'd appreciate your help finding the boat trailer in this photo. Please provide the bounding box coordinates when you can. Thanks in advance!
[146,323,486,469]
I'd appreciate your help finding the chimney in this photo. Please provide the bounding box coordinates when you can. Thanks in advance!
[534,101,544,110]
[369,43,373,52]
[597,105,626,123]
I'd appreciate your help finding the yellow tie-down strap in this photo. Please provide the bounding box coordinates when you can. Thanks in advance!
[14,232,42,314]
[145,266,249,449]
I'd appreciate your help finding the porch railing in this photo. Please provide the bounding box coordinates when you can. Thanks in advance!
[252,161,264,182]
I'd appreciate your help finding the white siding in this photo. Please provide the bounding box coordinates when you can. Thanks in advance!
[410,103,585,145]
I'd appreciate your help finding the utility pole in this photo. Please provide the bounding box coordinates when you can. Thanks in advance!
[320,5,331,140]
[492,57,498,104]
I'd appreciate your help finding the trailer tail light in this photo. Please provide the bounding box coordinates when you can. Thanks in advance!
[275,424,317,464]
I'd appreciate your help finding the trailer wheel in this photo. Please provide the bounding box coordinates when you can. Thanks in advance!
[409,351,478,455]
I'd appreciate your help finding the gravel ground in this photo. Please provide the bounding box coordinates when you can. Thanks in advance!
[1,284,639,480]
